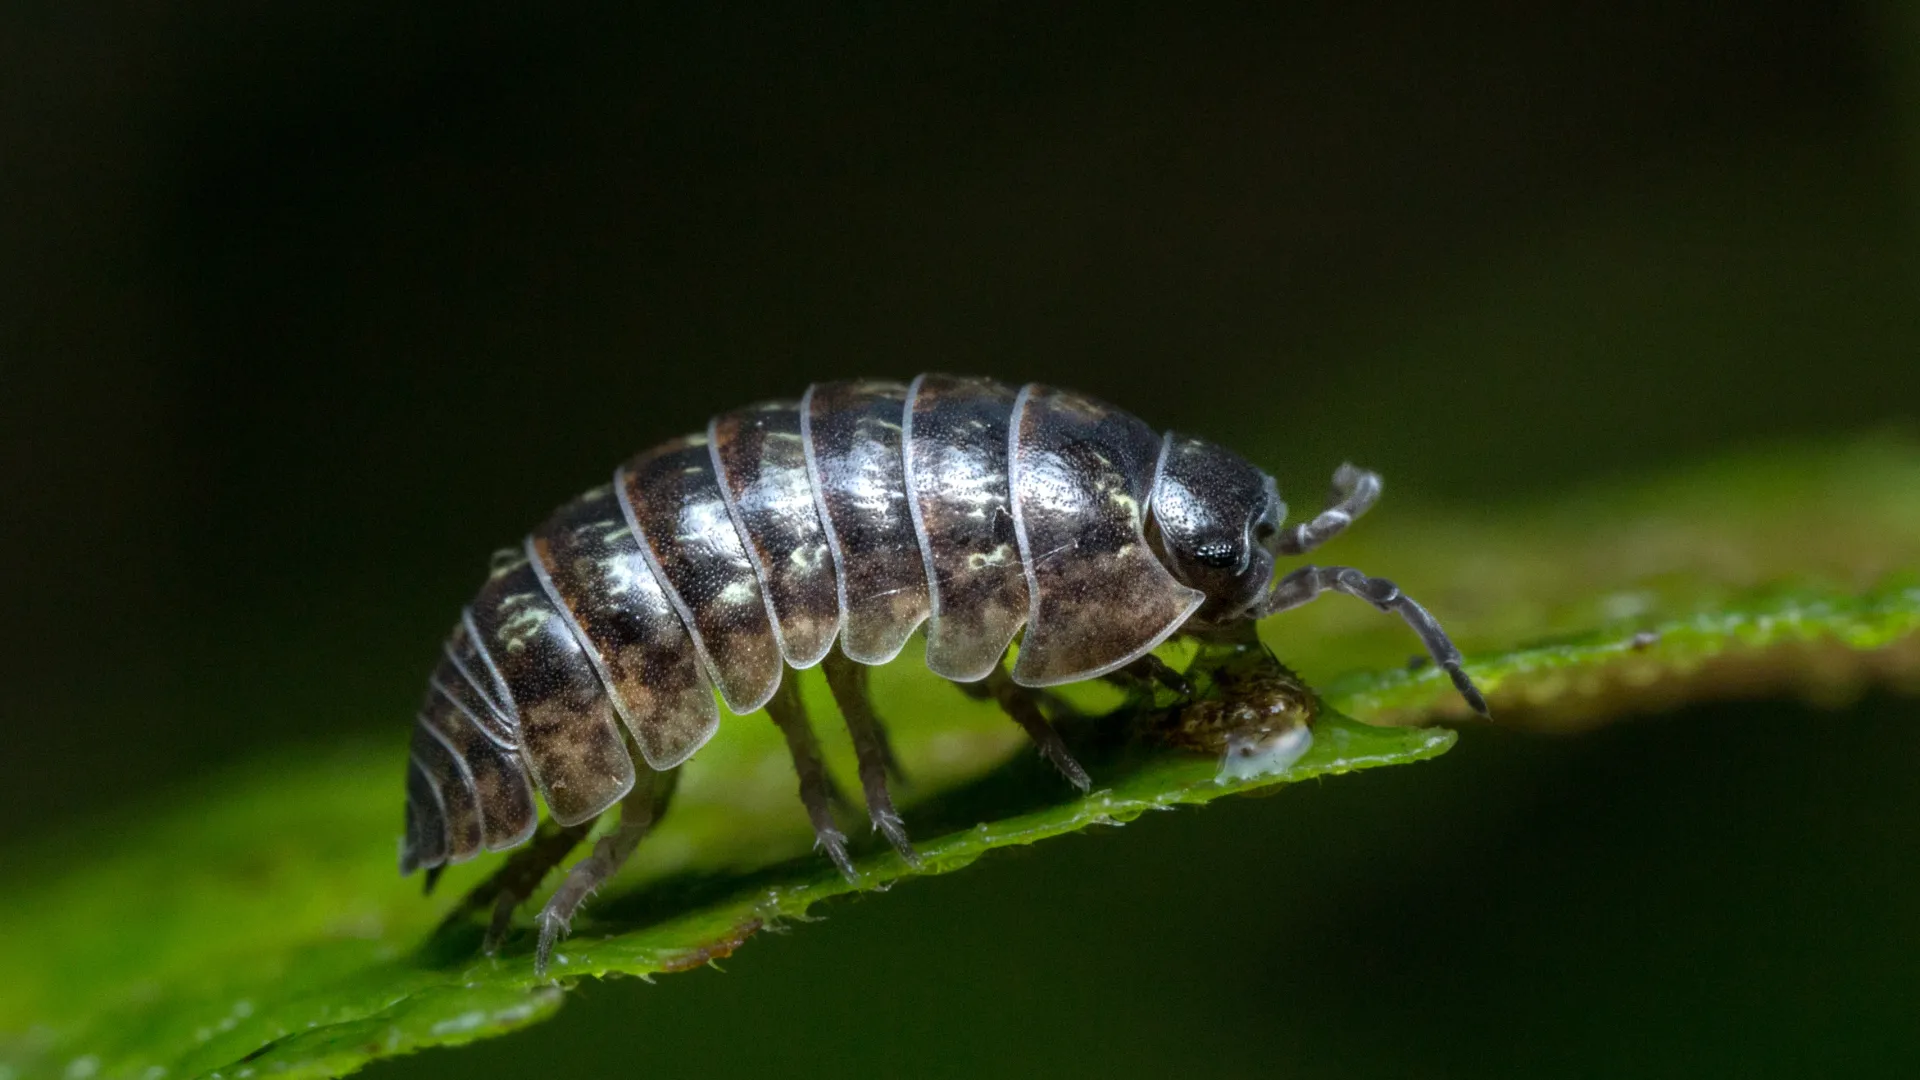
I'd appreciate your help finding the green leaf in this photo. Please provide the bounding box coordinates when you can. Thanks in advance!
[0,713,1447,1080]
[1262,435,1920,727]
[3,435,1918,1080]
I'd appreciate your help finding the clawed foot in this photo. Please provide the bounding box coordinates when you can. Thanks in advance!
[534,907,571,977]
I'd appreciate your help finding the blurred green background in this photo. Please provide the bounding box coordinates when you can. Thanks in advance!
[4,3,1918,1077]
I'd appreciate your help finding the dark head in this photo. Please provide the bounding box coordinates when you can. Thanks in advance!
[1149,434,1286,621]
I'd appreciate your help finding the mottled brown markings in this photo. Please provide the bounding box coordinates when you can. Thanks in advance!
[708,402,843,669]
[410,722,483,862]
[528,484,721,770]
[1007,384,1203,687]
[423,677,539,851]
[468,558,635,826]
[618,437,785,715]
[802,379,931,665]
[420,684,537,853]
[902,373,1029,682]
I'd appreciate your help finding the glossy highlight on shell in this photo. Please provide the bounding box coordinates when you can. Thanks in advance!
[400,374,1489,974]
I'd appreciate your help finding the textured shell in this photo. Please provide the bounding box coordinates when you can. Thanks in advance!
[399,376,1218,875]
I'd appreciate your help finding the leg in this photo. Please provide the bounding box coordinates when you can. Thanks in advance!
[958,673,1081,721]
[534,766,679,976]
[1278,462,1381,556]
[981,666,1093,792]
[818,650,908,783]
[1253,564,1490,716]
[766,674,857,882]
[1100,653,1192,702]
[436,817,597,951]
[823,651,921,867]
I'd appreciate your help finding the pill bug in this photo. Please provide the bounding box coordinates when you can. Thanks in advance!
[404,375,1487,971]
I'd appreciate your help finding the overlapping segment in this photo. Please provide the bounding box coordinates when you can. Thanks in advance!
[528,484,721,770]
[802,379,932,664]
[407,722,482,862]
[1007,384,1203,686]
[709,401,842,668]
[466,555,636,825]
[399,621,541,873]
[618,436,785,714]
[401,759,448,874]
[443,615,519,748]
[902,373,1029,682]
[417,675,537,853]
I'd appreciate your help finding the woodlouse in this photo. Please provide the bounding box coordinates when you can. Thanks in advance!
[403,375,1487,971]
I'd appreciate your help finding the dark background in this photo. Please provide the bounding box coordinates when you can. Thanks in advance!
[4,3,1918,1076]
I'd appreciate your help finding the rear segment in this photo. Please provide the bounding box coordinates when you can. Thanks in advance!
[398,624,540,876]
[468,554,637,826]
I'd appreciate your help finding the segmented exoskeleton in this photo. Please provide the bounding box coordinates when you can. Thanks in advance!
[403,376,1487,971]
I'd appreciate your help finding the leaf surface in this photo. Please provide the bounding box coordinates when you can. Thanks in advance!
[2,437,1916,1080]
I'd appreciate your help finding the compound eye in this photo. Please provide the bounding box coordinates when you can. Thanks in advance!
[1192,540,1241,570]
